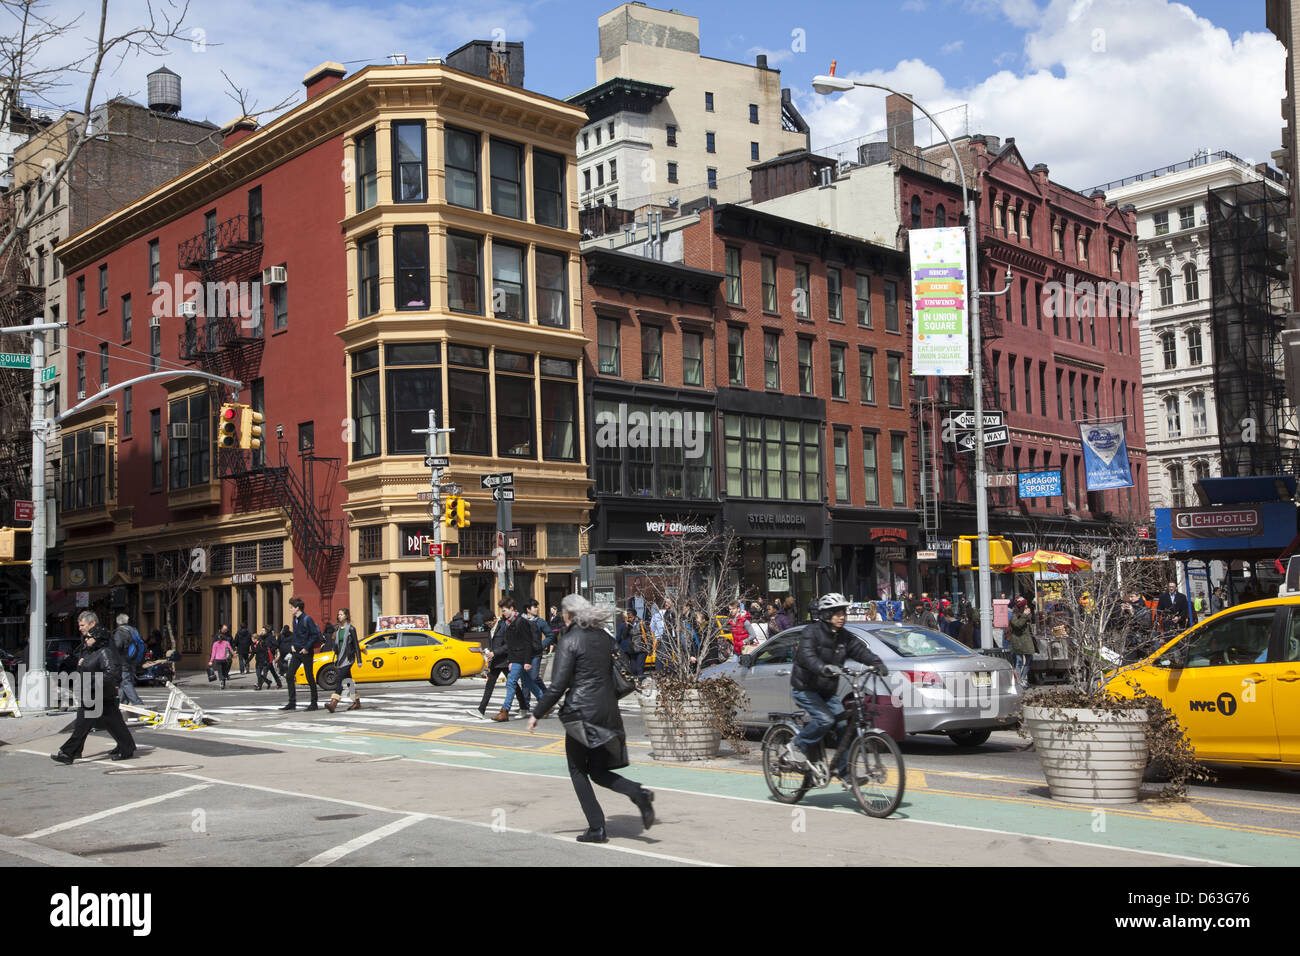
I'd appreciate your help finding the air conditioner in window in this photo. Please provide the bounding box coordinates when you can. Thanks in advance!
[92,431,107,445]
[149,315,160,328]
[179,301,198,318]
[262,265,287,286]
[1199,214,1208,225]
[76,390,85,400]
[169,422,188,439]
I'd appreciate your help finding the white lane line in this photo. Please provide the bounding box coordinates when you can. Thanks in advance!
[164,769,722,867]
[0,834,106,867]
[201,727,281,738]
[299,814,425,867]
[319,716,434,728]
[19,784,212,840]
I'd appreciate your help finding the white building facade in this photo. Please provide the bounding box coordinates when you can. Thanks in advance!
[569,3,809,212]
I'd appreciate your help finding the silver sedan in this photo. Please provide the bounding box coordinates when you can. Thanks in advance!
[701,622,1022,747]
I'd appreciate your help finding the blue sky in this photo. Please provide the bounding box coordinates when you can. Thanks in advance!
[27,0,1287,190]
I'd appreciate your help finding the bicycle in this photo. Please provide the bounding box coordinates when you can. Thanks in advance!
[761,665,905,818]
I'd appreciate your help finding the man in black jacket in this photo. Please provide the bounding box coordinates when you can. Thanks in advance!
[282,597,322,711]
[491,598,546,722]
[235,624,253,674]
[787,593,888,772]
[1156,581,1195,632]
[53,611,136,763]
[518,598,555,710]
[111,613,145,708]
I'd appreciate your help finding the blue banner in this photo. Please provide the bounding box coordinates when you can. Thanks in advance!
[1155,503,1298,553]
[1079,421,1134,491]
[1018,470,1062,498]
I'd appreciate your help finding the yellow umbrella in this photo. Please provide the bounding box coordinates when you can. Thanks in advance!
[997,549,1092,574]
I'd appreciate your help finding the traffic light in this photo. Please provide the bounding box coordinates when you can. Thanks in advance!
[0,527,30,564]
[218,403,239,448]
[0,527,14,562]
[443,495,458,527]
[455,496,470,528]
[240,407,264,451]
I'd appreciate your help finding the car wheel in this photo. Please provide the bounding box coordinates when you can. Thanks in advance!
[316,664,339,693]
[947,729,991,747]
[431,660,460,686]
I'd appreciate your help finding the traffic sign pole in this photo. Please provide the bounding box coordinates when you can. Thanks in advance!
[412,410,454,631]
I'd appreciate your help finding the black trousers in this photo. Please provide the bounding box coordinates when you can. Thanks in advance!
[237,650,251,673]
[478,665,526,712]
[256,661,281,688]
[59,698,135,758]
[565,734,641,830]
[286,652,318,705]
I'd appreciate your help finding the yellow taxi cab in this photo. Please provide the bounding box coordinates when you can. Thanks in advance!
[1105,596,1300,769]
[296,628,484,692]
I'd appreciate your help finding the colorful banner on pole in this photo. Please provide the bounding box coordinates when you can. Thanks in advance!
[1079,421,1134,491]
[909,227,969,376]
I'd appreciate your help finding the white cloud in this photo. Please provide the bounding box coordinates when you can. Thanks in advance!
[747,45,793,67]
[941,40,965,55]
[22,0,536,126]
[794,0,1285,190]
[902,0,928,12]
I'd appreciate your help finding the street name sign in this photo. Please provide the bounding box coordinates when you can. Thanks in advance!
[984,473,1018,488]
[439,483,462,495]
[40,366,56,383]
[0,353,31,369]
[416,491,437,502]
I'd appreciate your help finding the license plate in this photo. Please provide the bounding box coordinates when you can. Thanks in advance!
[972,672,992,687]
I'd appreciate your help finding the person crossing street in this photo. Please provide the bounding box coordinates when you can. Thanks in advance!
[52,611,136,764]
[282,597,322,711]
[326,608,362,713]
[491,599,545,721]
[112,613,146,708]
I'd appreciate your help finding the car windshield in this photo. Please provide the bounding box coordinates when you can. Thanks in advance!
[865,626,973,658]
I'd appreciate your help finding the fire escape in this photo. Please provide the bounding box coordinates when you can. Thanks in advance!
[177,214,344,604]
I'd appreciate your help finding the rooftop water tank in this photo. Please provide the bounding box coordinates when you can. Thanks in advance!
[148,65,181,115]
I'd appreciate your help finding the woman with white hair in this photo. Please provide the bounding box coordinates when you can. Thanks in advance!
[527,594,655,844]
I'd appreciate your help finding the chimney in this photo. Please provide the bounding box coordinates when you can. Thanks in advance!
[756,54,768,70]
[303,62,347,99]
[220,115,258,149]
[1031,162,1050,188]
[886,93,914,152]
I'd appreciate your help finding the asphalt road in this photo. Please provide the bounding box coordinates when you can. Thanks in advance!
[2,668,1298,867]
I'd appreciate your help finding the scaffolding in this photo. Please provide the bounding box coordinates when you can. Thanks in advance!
[1208,181,1298,477]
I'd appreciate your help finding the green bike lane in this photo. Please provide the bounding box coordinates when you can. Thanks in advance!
[197,719,1299,867]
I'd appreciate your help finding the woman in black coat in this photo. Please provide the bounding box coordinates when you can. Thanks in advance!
[528,594,655,844]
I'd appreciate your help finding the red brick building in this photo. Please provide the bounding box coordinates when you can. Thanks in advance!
[582,201,917,606]
[914,134,1147,593]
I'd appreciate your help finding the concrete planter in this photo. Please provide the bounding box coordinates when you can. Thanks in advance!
[1023,705,1149,805]
[640,688,721,762]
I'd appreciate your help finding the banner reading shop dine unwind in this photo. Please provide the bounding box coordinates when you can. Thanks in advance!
[909,227,969,377]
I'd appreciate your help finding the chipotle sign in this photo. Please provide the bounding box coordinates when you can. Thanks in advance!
[1170,507,1262,539]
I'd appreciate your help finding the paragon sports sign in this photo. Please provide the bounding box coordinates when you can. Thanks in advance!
[1171,507,1262,538]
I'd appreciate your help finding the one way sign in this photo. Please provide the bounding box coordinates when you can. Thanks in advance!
[956,426,1010,451]
[948,409,1004,430]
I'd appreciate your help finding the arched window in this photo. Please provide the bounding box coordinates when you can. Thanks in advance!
[910,195,922,229]
[1186,327,1202,365]
[1168,464,1186,508]
[1164,395,1181,438]
[1161,332,1177,370]
[1157,269,1173,306]
[1189,392,1207,435]
[935,204,946,227]
[1183,262,1199,301]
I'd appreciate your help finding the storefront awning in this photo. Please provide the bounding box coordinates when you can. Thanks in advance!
[1196,474,1296,505]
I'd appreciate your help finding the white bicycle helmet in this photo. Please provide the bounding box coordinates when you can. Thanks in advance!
[815,592,851,619]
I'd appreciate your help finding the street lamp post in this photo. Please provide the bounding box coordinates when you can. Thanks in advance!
[813,73,996,648]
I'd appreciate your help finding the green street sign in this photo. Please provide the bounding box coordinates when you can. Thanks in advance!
[0,353,32,369]
[40,366,56,383]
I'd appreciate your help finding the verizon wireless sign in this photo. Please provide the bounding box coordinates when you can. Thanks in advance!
[646,520,711,536]
[1170,507,1261,539]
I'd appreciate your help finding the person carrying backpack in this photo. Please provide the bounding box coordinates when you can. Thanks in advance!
[112,613,146,708]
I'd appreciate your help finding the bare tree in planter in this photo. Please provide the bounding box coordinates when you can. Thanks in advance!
[623,522,747,760]
[152,544,205,656]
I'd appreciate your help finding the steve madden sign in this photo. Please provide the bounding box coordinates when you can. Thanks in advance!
[646,520,711,536]
[747,512,807,530]
[1171,507,1262,538]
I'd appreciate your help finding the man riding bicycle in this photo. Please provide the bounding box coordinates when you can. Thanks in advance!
[787,593,889,772]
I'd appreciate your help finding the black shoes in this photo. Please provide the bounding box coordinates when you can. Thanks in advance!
[576,827,608,844]
[280,703,296,711]
[50,752,74,765]
[110,752,135,761]
[305,703,319,711]
[633,789,655,831]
